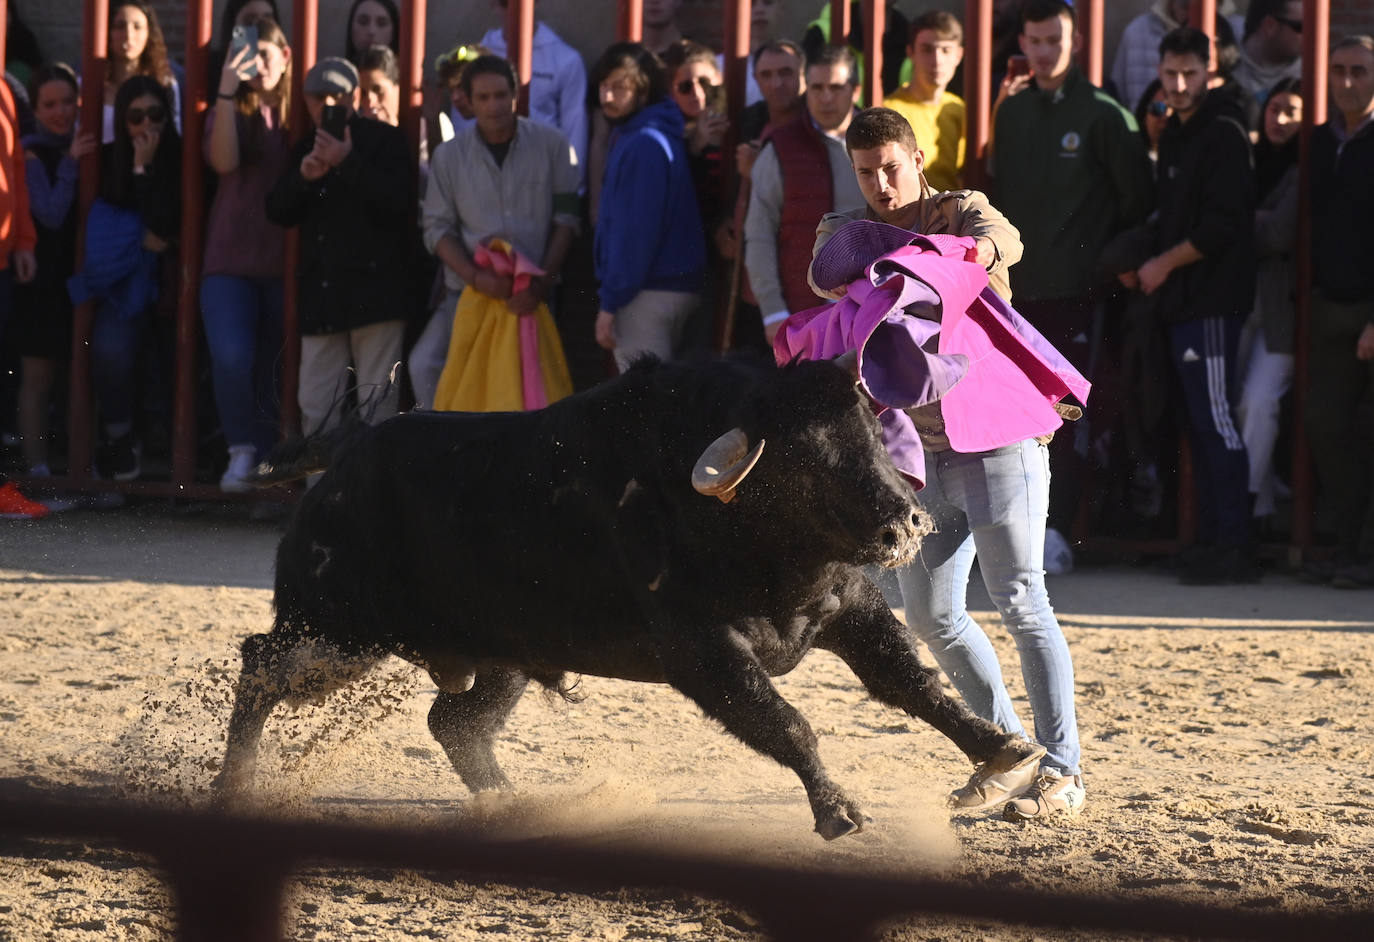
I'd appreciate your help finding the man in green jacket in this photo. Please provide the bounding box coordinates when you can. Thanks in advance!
[991,0,1153,574]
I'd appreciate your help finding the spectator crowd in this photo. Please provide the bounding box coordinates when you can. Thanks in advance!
[1,0,1372,593]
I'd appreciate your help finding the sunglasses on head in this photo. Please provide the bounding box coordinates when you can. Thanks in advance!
[126,104,166,125]
[676,76,717,96]
[1147,100,1170,117]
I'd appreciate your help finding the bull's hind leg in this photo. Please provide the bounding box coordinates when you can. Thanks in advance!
[664,647,866,841]
[215,631,382,797]
[427,667,528,792]
[817,583,1039,773]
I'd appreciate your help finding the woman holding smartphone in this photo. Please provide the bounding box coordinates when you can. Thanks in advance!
[203,17,293,492]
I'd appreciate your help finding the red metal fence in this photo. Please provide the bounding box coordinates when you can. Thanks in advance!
[0,0,1355,540]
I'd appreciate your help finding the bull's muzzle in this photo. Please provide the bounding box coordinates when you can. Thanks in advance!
[692,428,766,504]
[876,509,930,568]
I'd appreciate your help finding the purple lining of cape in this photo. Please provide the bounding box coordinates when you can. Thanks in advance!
[774,227,1090,488]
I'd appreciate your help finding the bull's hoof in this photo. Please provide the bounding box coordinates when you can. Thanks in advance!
[814,807,871,841]
[984,738,1047,776]
[209,764,252,804]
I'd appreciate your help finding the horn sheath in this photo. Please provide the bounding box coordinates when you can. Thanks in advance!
[692,429,766,502]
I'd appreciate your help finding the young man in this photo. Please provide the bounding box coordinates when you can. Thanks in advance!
[1136,27,1257,584]
[883,10,966,192]
[414,55,579,409]
[991,0,1153,574]
[744,45,864,342]
[1234,0,1304,112]
[266,57,414,437]
[480,0,587,181]
[810,107,1086,822]
[641,0,685,57]
[1305,35,1374,589]
[1110,1,1246,111]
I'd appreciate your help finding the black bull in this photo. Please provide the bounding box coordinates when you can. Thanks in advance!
[216,356,1036,839]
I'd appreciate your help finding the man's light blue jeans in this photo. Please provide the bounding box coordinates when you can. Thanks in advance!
[896,439,1081,775]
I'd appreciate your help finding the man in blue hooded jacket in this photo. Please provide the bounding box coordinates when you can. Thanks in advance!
[591,42,706,372]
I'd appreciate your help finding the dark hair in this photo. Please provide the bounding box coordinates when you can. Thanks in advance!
[216,0,281,49]
[1021,0,1075,30]
[908,10,963,46]
[109,1,174,87]
[6,1,45,73]
[106,74,180,205]
[358,44,400,85]
[1254,77,1303,197]
[1213,16,1240,79]
[1243,0,1291,41]
[1159,26,1211,64]
[1333,34,1374,56]
[845,106,919,154]
[662,39,718,75]
[806,44,859,84]
[343,0,400,65]
[460,55,517,98]
[752,38,806,75]
[27,62,80,102]
[434,44,490,87]
[1133,77,1164,126]
[591,42,669,107]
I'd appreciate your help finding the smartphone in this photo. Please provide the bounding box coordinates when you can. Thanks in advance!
[320,104,348,139]
[229,24,259,79]
[703,82,727,118]
[1007,54,1032,80]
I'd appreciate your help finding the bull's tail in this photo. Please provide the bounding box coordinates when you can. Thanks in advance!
[247,363,400,486]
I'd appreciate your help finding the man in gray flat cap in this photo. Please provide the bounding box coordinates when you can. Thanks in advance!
[267,56,416,440]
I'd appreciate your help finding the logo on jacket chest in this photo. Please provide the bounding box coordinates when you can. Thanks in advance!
[1058,131,1081,158]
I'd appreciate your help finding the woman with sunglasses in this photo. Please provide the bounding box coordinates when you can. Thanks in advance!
[85,75,181,480]
[662,39,729,356]
[1133,78,1171,166]
[202,17,293,492]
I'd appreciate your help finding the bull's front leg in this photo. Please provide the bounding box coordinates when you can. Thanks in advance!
[816,577,1038,772]
[663,638,867,841]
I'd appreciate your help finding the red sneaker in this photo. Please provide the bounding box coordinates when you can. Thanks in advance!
[0,481,51,519]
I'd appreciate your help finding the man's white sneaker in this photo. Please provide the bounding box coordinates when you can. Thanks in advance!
[1044,527,1074,575]
[220,446,258,494]
[1003,770,1086,821]
[949,742,1047,813]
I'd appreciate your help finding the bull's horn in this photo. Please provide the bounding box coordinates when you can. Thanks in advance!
[692,428,766,502]
[832,349,859,379]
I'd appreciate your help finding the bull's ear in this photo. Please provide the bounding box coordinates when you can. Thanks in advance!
[692,428,767,503]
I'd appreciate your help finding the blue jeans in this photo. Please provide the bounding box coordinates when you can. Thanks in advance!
[90,302,149,429]
[896,439,1081,775]
[200,275,284,456]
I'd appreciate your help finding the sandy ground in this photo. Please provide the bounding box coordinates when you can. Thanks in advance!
[2,504,1373,941]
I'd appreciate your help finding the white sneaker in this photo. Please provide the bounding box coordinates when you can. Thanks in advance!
[1003,770,1086,821]
[1043,527,1074,575]
[220,446,258,493]
[949,742,1047,813]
